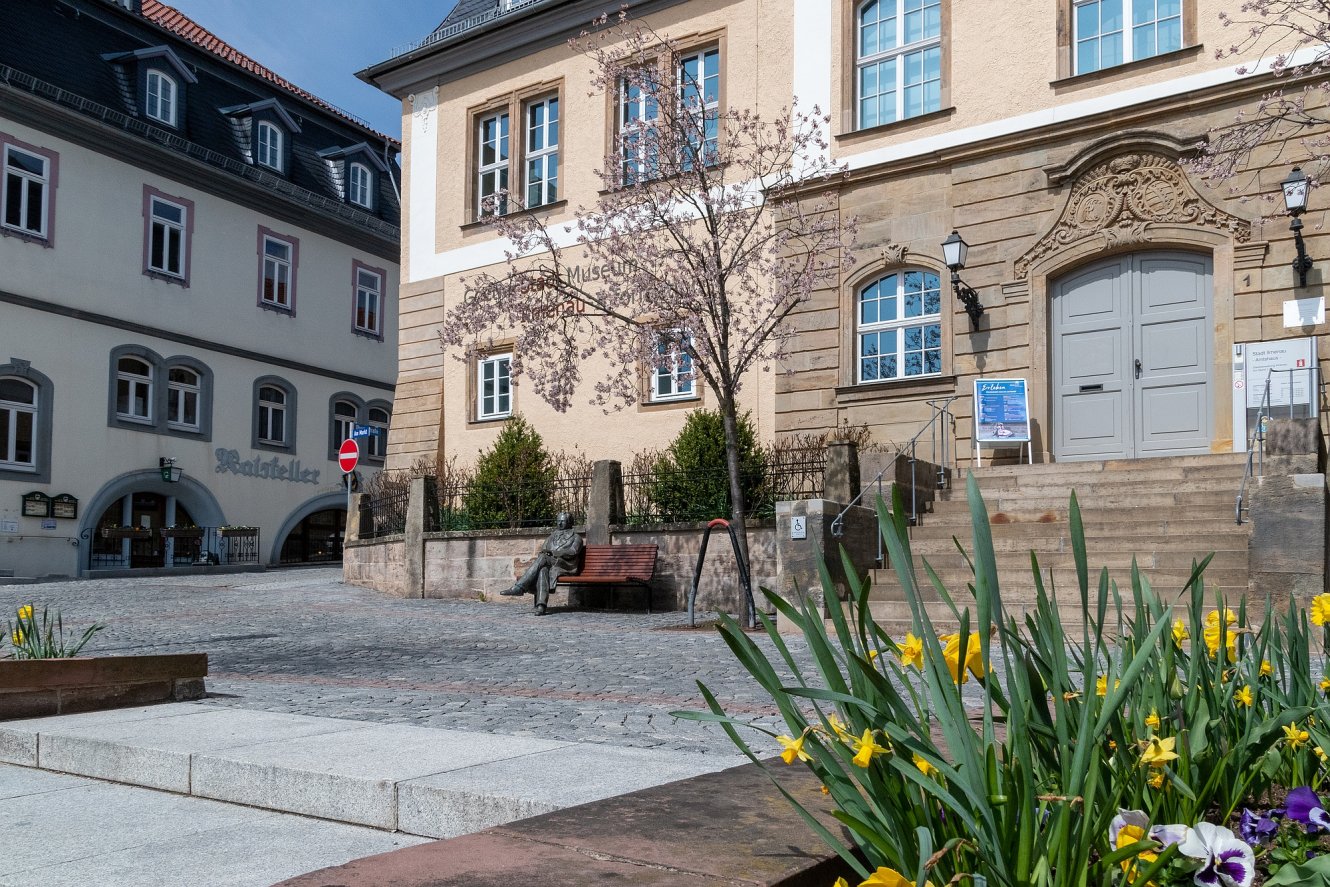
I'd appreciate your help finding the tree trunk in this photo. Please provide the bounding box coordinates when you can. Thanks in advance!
[718,394,753,619]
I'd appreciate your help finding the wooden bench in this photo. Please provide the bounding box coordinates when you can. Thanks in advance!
[557,543,659,613]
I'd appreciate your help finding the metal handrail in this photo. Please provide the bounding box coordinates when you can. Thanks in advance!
[1235,366,1319,525]
[829,396,958,562]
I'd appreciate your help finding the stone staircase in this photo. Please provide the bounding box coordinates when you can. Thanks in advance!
[864,452,1253,632]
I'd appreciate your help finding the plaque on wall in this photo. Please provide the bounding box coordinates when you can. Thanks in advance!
[51,494,79,519]
[21,491,51,518]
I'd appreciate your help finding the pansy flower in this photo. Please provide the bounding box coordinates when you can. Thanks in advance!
[1238,808,1278,846]
[1177,822,1254,887]
[1284,786,1330,833]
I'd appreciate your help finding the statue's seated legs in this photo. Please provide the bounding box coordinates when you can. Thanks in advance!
[502,552,554,614]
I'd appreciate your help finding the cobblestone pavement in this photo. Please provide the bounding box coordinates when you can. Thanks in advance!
[1,568,818,756]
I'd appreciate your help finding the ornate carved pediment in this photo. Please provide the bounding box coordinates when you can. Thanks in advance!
[881,242,909,265]
[1014,152,1251,279]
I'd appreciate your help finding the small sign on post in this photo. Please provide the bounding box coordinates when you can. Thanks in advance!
[339,438,360,523]
[973,378,1032,467]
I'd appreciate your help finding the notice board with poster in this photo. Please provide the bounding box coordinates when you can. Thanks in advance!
[1230,337,1318,450]
[973,378,1032,466]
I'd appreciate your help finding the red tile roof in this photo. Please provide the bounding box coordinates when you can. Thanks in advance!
[139,0,398,146]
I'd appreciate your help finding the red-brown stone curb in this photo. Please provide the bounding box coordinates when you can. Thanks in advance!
[276,760,856,887]
[0,654,208,719]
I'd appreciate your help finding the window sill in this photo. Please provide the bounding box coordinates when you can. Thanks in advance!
[114,414,155,427]
[472,414,512,425]
[352,327,385,342]
[144,268,187,287]
[254,440,292,453]
[1,225,52,248]
[835,374,957,405]
[835,107,956,147]
[639,394,701,413]
[1052,45,1203,92]
[259,300,295,317]
[461,200,567,232]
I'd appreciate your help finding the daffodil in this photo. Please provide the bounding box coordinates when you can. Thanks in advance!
[1312,594,1330,627]
[1260,660,1273,678]
[1234,685,1254,707]
[1320,677,1330,694]
[914,753,938,778]
[1096,674,1120,697]
[940,632,985,683]
[1145,709,1161,730]
[860,867,936,887]
[1284,724,1311,750]
[1172,619,1189,645]
[1203,623,1237,661]
[10,629,23,646]
[851,729,889,768]
[1148,771,1165,790]
[895,633,924,670]
[1140,735,1179,768]
[1206,608,1237,627]
[776,732,812,765]
[826,714,852,742]
[16,604,32,621]
[1316,747,1328,764]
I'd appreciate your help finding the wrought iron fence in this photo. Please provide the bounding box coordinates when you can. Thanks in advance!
[432,473,591,532]
[363,487,411,539]
[622,447,825,525]
[86,527,260,569]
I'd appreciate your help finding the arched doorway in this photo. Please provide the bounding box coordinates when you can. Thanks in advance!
[80,470,225,574]
[1051,251,1213,461]
[279,509,346,564]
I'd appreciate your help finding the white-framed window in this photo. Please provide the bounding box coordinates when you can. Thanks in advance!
[856,0,942,129]
[678,48,720,170]
[257,385,287,444]
[477,353,512,420]
[3,144,50,238]
[651,332,696,402]
[148,195,186,277]
[332,399,357,446]
[115,357,153,422]
[256,122,283,171]
[524,96,559,208]
[477,111,509,218]
[1074,0,1182,74]
[0,377,36,470]
[857,270,943,382]
[366,406,390,458]
[354,265,382,335]
[145,69,177,126]
[262,235,293,308]
[619,70,660,183]
[348,162,372,208]
[166,367,200,431]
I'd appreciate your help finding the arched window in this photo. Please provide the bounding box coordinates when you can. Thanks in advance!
[256,122,283,171]
[366,406,390,459]
[856,0,942,129]
[348,162,372,208]
[258,385,287,445]
[857,269,942,382]
[0,377,36,469]
[167,366,200,431]
[145,69,177,126]
[116,357,153,421]
[332,399,357,446]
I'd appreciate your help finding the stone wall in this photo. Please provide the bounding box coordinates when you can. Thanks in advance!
[344,535,409,597]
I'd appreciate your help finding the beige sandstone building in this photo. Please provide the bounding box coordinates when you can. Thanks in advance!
[363,0,1325,471]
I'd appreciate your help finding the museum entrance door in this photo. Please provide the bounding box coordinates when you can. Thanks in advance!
[1051,251,1213,461]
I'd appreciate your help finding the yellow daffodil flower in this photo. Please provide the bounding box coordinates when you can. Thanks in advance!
[16,605,32,621]
[1139,735,1179,768]
[1148,771,1165,790]
[826,715,852,742]
[776,732,812,765]
[939,632,986,683]
[1096,675,1120,697]
[1284,724,1311,750]
[10,629,23,645]
[820,784,830,795]
[1316,747,1328,764]
[851,729,889,768]
[1206,608,1237,627]
[1202,624,1237,661]
[1312,594,1330,627]
[1172,619,1189,645]
[914,753,938,778]
[1063,691,1082,701]
[835,879,849,887]
[895,633,924,670]
[1260,660,1274,678]
[1320,677,1330,694]
[1144,709,1161,730]
[1234,685,1254,707]
[859,867,936,887]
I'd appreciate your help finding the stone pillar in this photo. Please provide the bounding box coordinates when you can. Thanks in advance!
[774,499,879,635]
[403,476,436,599]
[1249,418,1328,601]
[586,460,624,545]
[345,493,367,543]
[823,442,861,505]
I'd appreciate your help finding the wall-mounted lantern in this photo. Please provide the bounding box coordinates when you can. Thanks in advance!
[159,457,183,483]
[941,230,986,328]
[1281,166,1315,288]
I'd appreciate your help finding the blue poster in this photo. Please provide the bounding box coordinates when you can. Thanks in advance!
[974,379,1030,443]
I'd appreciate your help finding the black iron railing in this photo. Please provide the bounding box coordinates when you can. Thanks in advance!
[432,474,591,532]
[622,448,825,525]
[86,527,261,569]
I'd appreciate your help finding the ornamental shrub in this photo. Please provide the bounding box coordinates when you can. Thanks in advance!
[646,408,767,522]
[464,415,557,529]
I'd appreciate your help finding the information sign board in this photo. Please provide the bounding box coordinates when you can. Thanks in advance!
[21,491,50,518]
[974,379,1031,444]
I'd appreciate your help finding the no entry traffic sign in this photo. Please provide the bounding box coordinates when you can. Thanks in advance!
[338,438,359,473]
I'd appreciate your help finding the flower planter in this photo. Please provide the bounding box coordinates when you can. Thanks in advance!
[0,653,208,720]
[159,528,203,539]
[219,528,258,539]
[100,528,151,540]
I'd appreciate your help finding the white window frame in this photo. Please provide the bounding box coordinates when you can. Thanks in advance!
[145,69,177,126]
[116,357,154,422]
[855,0,943,129]
[476,111,509,218]
[0,378,37,470]
[262,235,293,308]
[477,353,512,420]
[355,266,383,335]
[3,144,50,238]
[148,195,186,278]
[166,367,200,431]
[332,400,357,447]
[651,332,696,402]
[366,407,390,459]
[619,70,660,183]
[677,47,720,170]
[258,385,287,445]
[348,162,372,208]
[256,122,283,172]
[524,96,559,208]
[1073,0,1183,75]
[856,270,944,383]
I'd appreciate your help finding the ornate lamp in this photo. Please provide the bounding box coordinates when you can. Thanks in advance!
[941,230,985,328]
[1281,166,1315,288]
[159,457,183,483]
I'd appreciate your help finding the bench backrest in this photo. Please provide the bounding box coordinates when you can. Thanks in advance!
[580,544,658,577]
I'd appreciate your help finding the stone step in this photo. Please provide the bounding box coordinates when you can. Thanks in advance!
[941,477,1242,502]
[968,453,1249,479]
[872,549,1250,575]
[928,491,1237,514]
[908,521,1250,542]
[869,570,1250,599]
[915,504,1238,528]
[961,461,1249,487]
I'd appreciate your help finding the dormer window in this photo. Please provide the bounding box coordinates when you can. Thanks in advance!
[256,122,283,172]
[348,162,372,208]
[145,69,177,126]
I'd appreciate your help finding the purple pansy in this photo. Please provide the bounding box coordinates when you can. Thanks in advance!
[1178,822,1255,887]
[1285,786,1330,833]
[1238,808,1279,845]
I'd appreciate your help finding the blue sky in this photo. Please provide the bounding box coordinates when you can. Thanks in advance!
[166,0,459,139]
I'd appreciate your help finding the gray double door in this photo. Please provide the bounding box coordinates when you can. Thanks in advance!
[1052,252,1213,461]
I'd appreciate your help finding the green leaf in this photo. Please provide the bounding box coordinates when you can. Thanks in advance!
[1267,854,1330,886]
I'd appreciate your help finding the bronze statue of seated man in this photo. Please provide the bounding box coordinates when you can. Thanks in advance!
[500,511,583,615]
